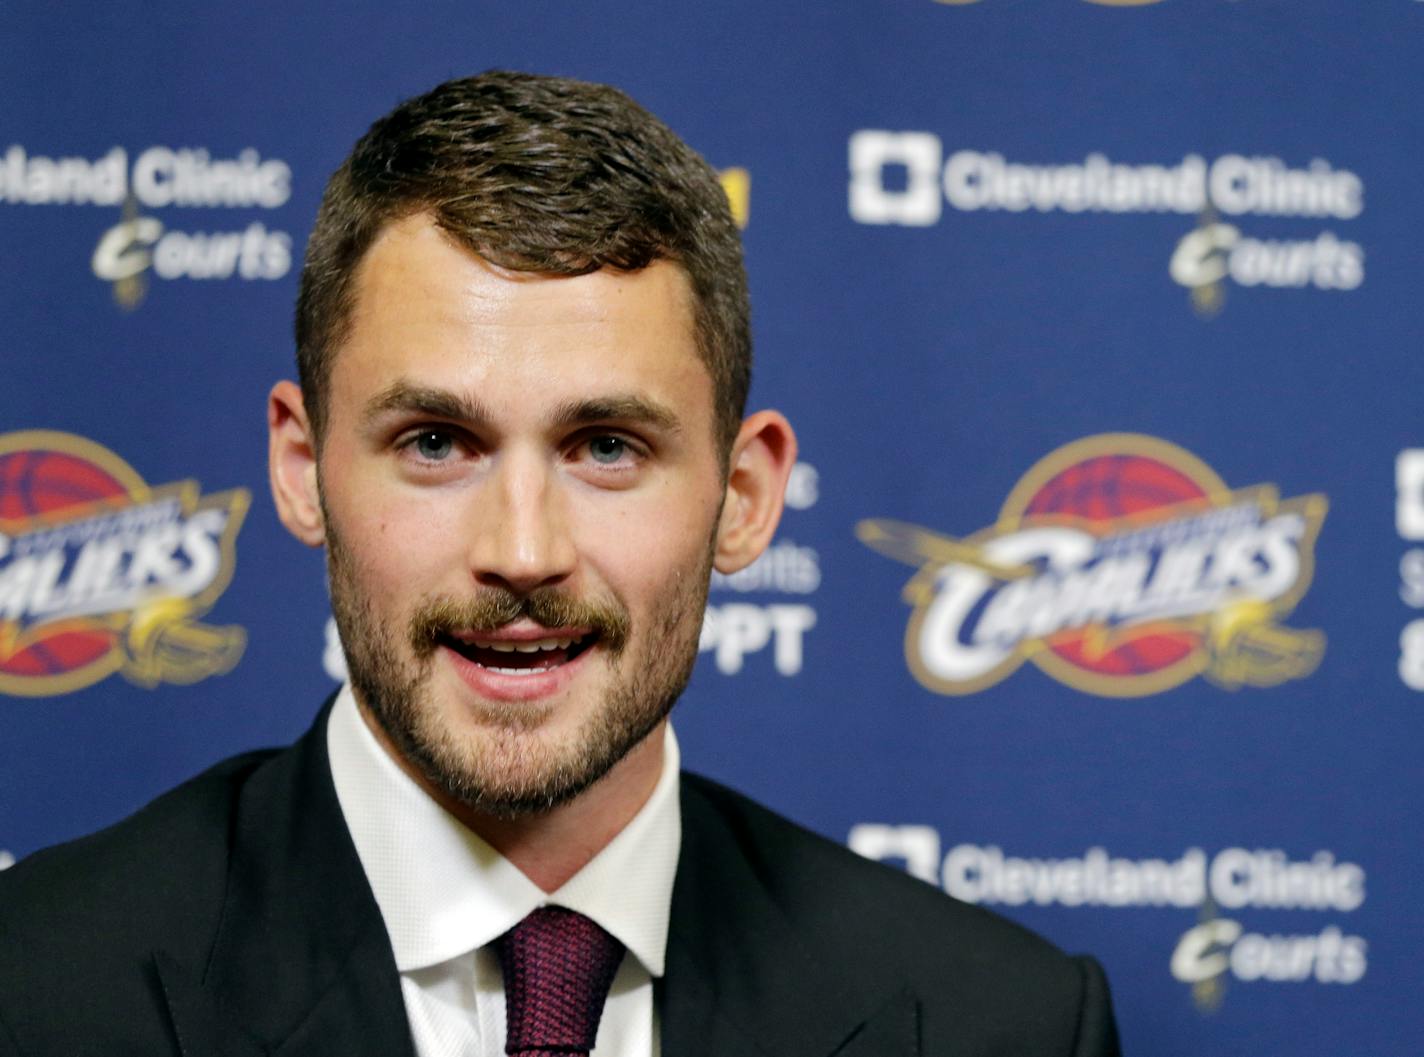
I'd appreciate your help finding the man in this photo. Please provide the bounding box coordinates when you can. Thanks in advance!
[0,72,1121,1056]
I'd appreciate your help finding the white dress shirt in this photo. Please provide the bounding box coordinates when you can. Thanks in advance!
[327,685,679,1057]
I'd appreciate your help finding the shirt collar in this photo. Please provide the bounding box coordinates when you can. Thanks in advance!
[327,684,680,977]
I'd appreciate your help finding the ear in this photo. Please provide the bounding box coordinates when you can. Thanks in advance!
[715,410,798,574]
[268,380,326,547]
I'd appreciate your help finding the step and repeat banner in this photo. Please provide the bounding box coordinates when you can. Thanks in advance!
[3,3,1421,1054]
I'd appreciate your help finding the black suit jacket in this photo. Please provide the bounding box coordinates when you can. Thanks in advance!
[0,705,1121,1057]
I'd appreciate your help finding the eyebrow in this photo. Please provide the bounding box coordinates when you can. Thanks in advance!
[362,381,682,435]
[362,382,493,430]
[549,395,682,434]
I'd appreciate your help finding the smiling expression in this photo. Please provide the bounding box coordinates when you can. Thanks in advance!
[315,214,729,818]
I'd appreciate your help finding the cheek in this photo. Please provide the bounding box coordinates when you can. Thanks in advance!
[332,485,468,596]
[577,490,720,603]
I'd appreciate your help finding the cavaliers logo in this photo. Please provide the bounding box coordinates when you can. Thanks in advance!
[858,434,1326,697]
[0,431,249,697]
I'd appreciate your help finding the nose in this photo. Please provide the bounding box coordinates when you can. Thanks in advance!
[467,448,576,594]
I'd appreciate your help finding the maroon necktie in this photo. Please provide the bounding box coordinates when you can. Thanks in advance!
[495,906,626,1057]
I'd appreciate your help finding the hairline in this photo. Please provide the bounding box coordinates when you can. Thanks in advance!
[306,213,739,473]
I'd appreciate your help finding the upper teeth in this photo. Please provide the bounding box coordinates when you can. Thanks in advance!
[474,636,579,653]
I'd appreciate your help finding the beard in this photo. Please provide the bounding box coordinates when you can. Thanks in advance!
[325,519,712,821]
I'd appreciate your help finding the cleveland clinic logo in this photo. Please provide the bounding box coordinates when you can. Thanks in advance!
[847,133,1365,316]
[0,431,248,697]
[849,822,1369,1014]
[858,434,1326,697]
[0,144,294,309]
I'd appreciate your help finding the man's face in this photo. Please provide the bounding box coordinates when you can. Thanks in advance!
[317,215,727,817]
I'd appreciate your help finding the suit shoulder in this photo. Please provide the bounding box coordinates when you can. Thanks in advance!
[0,748,277,948]
[0,749,284,1055]
[681,771,1082,981]
[680,774,1123,1053]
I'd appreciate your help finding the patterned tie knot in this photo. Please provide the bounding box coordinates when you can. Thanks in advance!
[496,906,626,1056]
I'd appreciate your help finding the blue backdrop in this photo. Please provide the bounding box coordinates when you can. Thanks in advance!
[4,3,1421,1053]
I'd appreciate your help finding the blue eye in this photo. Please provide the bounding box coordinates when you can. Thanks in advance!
[588,436,626,464]
[413,431,454,461]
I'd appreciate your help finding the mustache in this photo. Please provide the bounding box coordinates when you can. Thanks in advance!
[408,588,630,656]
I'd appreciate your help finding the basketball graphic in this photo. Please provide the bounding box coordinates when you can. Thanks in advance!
[1020,455,1208,523]
[0,447,133,521]
[1001,436,1232,692]
[859,433,1327,698]
[0,430,250,697]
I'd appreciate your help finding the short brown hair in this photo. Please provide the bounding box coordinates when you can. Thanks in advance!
[295,70,750,452]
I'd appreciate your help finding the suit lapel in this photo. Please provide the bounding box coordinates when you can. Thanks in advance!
[661,780,921,1057]
[156,700,415,1057]
[153,710,920,1056]
[152,949,265,1057]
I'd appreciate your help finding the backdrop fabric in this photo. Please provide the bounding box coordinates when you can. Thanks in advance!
[2,4,1421,1054]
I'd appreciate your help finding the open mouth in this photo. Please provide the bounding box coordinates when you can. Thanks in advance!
[436,631,597,676]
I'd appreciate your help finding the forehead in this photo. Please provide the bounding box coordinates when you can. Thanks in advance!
[330,214,710,418]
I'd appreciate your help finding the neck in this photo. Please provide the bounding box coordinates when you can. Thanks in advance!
[356,704,667,893]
